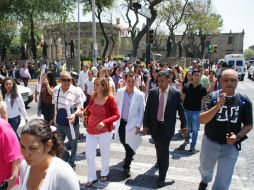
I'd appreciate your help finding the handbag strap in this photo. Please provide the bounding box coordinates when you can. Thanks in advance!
[56,87,61,111]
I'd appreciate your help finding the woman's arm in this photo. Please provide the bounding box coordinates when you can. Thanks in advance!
[0,102,8,120]
[102,96,120,124]
[16,94,28,122]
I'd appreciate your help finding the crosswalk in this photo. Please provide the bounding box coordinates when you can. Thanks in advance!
[75,121,250,190]
[19,117,250,189]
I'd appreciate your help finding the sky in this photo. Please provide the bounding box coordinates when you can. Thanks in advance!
[212,0,254,49]
[74,0,254,50]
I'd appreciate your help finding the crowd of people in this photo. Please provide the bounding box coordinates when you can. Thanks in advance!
[0,58,252,190]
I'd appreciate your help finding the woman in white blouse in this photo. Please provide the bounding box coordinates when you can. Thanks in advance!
[1,77,28,136]
[19,119,79,190]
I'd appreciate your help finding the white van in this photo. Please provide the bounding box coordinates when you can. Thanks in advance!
[224,54,246,81]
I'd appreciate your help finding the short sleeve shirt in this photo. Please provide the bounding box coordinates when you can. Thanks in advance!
[183,83,207,111]
[204,91,253,144]
[0,119,22,183]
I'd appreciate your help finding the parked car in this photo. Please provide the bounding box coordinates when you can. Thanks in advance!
[248,63,254,79]
[0,74,33,106]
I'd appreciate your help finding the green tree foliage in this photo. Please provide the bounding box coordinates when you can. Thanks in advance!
[0,17,17,60]
[244,49,254,60]
[158,0,189,57]
[186,0,223,58]
[0,0,77,59]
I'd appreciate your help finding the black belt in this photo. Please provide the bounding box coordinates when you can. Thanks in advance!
[157,120,164,125]
[121,118,127,123]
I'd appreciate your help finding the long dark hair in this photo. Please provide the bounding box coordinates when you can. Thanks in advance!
[1,77,18,107]
[21,119,64,157]
[46,72,57,87]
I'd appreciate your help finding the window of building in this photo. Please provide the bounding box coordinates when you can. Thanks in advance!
[228,36,233,44]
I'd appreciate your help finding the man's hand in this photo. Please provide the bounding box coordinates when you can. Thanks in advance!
[217,92,226,107]
[143,127,149,135]
[78,107,84,118]
[226,132,237,145]
[135,127,140,135]
[68,113,76,124]
[49,120,55,126]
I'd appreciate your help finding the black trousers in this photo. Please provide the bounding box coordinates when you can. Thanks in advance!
[153,121,171,181]
[41,103,55,123]
[22,77,29,87]
[118,119,135,170]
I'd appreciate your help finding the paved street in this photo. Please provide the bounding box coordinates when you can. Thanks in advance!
[21,75,254,190]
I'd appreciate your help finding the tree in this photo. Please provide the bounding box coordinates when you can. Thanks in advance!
[152,19,166,53]
[186,0,222,58]
[158,0,189,57]
[244,49,254,60]
[83,0,115,63]
[123,0,164,59]
[1,0,77,59]
[0,17,18,61]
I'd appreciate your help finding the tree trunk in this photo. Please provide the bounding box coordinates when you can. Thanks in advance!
[108,35,115,59]
[199,32,206,59]
[30,17,37,59]
[131,6,158,58]
[97,10,109,63]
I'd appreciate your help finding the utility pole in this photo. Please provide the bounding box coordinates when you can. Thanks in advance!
[146,18,151,66]
[77,0,81,73]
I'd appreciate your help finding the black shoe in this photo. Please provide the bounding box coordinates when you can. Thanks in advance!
[154,162,159,170]
[198,181,208,190]
[157,180,165,188]
[123,168,131,177]
[189,147,199,154]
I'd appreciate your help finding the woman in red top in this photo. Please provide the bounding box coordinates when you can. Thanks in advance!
[84,78,120,187]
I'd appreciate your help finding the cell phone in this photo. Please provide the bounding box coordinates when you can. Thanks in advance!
[0,182,8,190]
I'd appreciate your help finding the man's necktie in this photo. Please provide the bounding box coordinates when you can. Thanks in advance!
[157,91,165,121]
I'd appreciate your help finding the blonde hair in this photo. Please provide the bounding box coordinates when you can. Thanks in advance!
[60,71,72,79]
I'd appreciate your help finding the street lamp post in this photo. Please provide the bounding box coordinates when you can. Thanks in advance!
[77,0,81,73]
[92,0,97,64]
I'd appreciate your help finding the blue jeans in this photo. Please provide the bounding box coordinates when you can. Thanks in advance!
[185,110,200,148]
[8,115,21,138]
[199,135,239,190]
[56,124,79,167]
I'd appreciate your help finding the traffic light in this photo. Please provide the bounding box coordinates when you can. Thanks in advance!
[208,43,212,54]
[132,1,141,10]
[148,29,154,44]
[212,45,218,54]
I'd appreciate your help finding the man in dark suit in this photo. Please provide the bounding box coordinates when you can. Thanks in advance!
[143,70,186,188]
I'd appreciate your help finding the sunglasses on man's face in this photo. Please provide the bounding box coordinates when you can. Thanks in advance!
[61,78,71,82]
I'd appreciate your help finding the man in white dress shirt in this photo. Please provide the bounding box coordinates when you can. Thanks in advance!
[115,71,145,177]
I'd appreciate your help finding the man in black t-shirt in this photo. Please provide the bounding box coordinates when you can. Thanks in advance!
[182,69,207,153]
[198,69,253,190]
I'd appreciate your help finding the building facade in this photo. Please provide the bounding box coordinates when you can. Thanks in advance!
[43,20,244,63]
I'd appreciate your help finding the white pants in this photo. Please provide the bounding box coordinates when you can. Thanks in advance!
[86,132,112,182]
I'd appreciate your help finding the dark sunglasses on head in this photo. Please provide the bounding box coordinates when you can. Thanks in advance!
[61,78,71,82]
